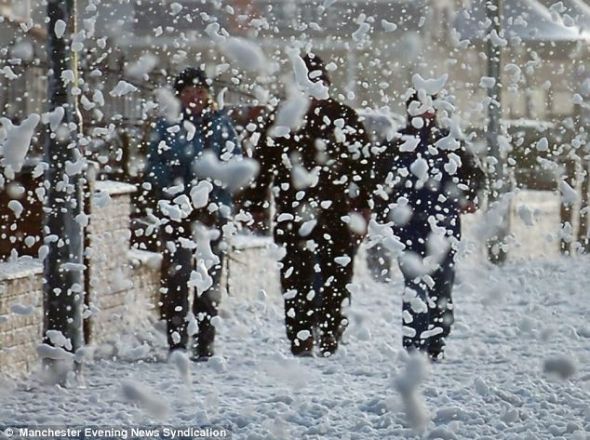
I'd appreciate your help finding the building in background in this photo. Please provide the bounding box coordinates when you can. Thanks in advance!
[3,0,590,122]
[2,0,590,253]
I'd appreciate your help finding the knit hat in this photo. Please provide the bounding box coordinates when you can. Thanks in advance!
[174,67,210,95]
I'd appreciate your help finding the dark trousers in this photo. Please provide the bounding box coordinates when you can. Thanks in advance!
[277,224,356,344]
[366,243,392,283]
[398,235,456,353]
[159,218,224,350]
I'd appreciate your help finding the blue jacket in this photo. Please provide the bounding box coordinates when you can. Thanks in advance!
[145,109,240,212]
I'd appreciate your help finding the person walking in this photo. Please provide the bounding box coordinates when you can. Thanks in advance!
[244,53,373,357]
[379,92,484,360]
[145,67,240,360]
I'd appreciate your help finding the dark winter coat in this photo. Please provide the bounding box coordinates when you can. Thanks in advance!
[374,123,484,241]
[244,98,373,243]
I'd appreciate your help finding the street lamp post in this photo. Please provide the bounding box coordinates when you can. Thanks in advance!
[485,0,508,264]
[43,0,84,376]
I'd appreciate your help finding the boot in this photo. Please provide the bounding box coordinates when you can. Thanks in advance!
[319,334,339,357]
[427,338,446,362]
[319,318,347,357]
[290,337,314,357]
[190,322,216,361]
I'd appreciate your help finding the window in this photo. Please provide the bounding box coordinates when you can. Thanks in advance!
[552,91,575,116]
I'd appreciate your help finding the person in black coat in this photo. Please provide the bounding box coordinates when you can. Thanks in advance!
[243,53,373,357]
[375,92,484,360]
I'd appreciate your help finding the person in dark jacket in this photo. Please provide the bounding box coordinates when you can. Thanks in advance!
[376,92,484,360]
[243,53,373,357]
[145,67,240,360]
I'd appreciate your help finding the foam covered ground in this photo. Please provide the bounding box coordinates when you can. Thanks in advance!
[2,254,590,439]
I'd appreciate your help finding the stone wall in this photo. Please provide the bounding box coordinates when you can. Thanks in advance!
[508,190,562,260]
[0,181,163,376]
[0,180,281,377]
[0,260,43,374]
[87,181,148,344]
[224,235,281,300]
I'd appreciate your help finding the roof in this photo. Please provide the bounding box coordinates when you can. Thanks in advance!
[537,0,590,32]
[100,0,430,42]
[454,0,590,43]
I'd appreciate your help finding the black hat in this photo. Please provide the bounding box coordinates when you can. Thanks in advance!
[405,91,438,109]
[174,67,210,95]
[301,53,331,86]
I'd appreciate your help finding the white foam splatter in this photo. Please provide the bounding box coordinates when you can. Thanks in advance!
[0,113,40,173]
[221,37,268,73]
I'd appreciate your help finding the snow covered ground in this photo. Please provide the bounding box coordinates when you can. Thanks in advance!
[1,252,590,439]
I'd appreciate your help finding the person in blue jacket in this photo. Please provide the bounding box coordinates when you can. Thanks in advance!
[376,92,484,360]
[145,67,240,360]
